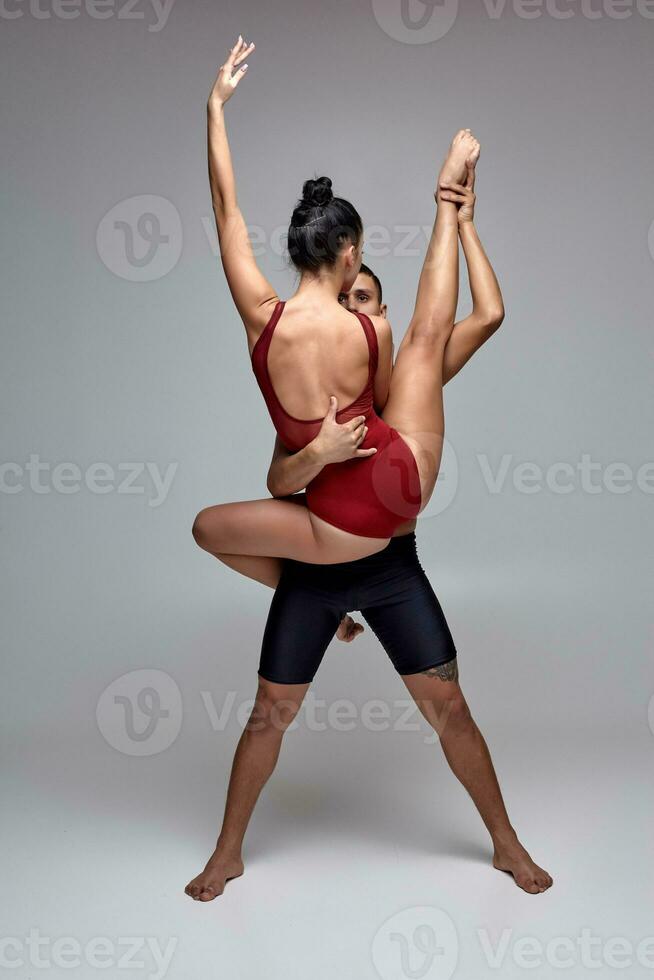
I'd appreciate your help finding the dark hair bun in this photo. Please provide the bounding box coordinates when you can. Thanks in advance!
[301,176,333,208]
[287,176,362,273]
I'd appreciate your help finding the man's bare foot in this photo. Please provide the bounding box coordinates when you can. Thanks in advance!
[493,835,553,894]
[336,614,364,643]
[438,129,479,191]
[185,848,244,902]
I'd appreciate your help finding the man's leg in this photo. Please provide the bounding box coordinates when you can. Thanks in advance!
[185,675,310,901]
[185,561,344,901]
[358,533,552,894]
[400,665,553,894]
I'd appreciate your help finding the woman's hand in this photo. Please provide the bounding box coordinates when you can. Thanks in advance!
[208,35,255,111]
[439,161,476,225]
[311,397,377,465]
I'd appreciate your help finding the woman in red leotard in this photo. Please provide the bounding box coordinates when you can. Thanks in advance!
[193,36,480,565]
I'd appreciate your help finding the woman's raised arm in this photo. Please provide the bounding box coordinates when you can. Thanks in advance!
[207,37,278,345]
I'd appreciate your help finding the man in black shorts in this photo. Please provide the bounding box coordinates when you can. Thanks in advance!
[186,174,553,901]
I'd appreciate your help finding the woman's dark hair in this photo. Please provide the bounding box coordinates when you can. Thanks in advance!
[287,177,363,273]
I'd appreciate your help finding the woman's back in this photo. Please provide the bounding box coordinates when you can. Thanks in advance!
[251,295,420,537]
[251,299,379,452]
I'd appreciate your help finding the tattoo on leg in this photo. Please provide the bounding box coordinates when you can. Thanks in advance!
[421,657,458,682]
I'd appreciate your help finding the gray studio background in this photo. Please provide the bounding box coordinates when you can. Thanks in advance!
[2,1,653,978]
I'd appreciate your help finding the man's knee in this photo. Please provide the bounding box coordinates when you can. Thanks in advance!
[438,693,473,738]
[247,683,303,736]
[417,685,473,738]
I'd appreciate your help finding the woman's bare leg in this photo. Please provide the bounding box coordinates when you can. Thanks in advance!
[185,676,311,901]
[192,495,389,566]
[206,553,283,588]
[195,494,364,640]
[382,131,477,508]
[196,493,309,588]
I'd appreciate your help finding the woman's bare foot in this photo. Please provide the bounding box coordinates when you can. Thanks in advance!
[438,129,479,191]
[185,848,244,902]
[466,134,481,171]
[336,614,364,642]
[439,150,480,224]
[493,835,553,894]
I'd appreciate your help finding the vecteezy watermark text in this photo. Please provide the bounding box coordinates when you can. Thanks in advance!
[478,453,654,495]
[0,930,177,979]
[477,927,654,970]
[371,0,654,46]
[96,669,458,756]
[97,200,654,283]
[0,0,176,31]
[0,455,178,507]
[369,907,654,977]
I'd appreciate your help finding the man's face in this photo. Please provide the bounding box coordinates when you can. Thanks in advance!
[338,272,386,317]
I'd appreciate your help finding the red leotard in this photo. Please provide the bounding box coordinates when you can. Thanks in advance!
[251,300,422,539]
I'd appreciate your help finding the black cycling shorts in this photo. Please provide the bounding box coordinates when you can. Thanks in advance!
[258,532,457,685]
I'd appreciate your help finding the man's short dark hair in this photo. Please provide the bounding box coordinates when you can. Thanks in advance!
[359,263,382,304]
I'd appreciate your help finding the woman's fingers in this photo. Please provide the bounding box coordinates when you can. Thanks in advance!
[356,447,377,457]
[228,41,254,90]
[224,36,241,70]
[233,41,255,68]
[231,65,249,88]
[224,35,253,71]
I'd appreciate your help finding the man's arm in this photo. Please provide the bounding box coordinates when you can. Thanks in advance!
[266,436,325,498]
[266,398,377,498]
[443,222,504,383]
[439,163,505,384]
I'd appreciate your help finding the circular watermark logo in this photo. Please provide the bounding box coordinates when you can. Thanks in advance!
[370,433,459,522]
[96,668,183,756]
[96,194,182,281]
[371,0,460,43]
[371,905,459,980]
[370,436,423,521]
[417,435,459,521]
